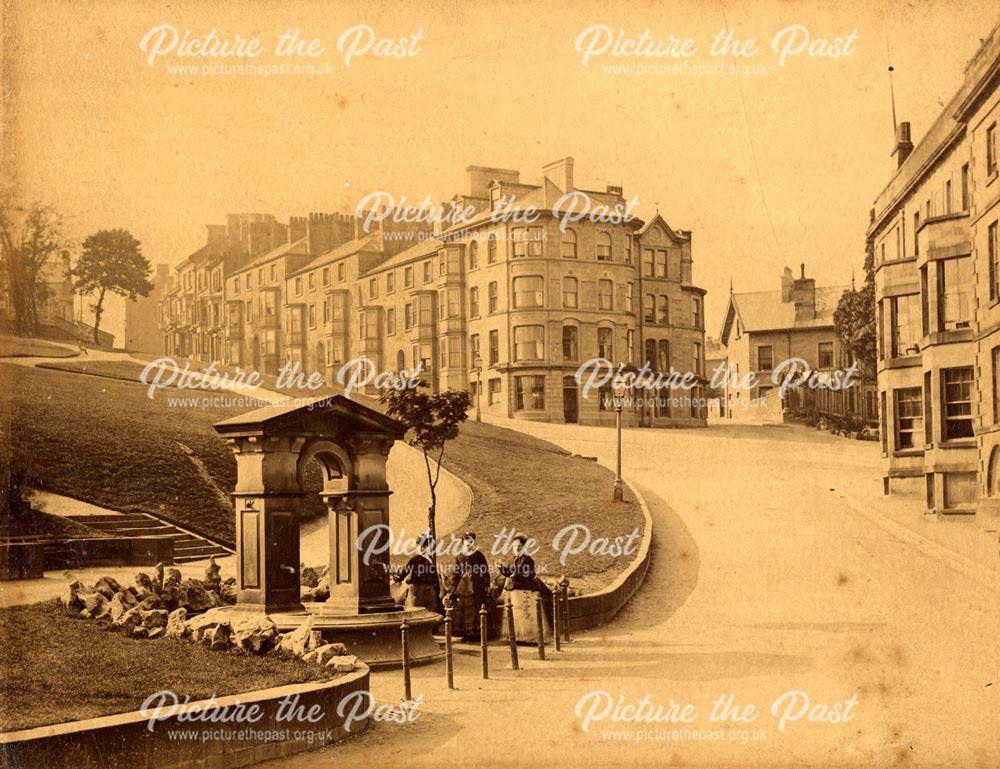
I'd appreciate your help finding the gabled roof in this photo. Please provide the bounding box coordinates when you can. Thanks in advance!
[213,394,406,439]
[635,212,689,242]
[720,286,848,346]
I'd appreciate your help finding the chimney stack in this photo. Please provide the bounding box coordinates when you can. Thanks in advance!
[791,264,816,321]
[892,121,913,168]
[542,157,574,192]
[780,266,794,302]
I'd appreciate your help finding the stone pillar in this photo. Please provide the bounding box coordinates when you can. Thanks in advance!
[226,435,307,613]
[323,434,397,615]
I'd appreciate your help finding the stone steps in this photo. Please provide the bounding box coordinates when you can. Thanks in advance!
[65,512,233,563]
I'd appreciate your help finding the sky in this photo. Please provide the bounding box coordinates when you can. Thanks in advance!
[6,0,999,339]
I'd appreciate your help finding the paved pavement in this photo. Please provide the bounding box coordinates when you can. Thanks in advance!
[264,419,1000,769]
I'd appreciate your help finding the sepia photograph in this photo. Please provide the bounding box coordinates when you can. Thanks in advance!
[0,1,998,767]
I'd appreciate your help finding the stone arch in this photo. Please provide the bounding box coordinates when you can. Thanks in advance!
[295,438,353,495]
[988,446,1000,497]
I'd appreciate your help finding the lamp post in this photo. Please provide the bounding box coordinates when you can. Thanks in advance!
[472,354,483,422]
[612,379,626,502]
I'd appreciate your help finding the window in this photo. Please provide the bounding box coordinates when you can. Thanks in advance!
[692,342,701,375]
[308,304,316,329]
[596,232,612,261]
[880,392,888,453]
[645,339,656,368]
[362,310,378,339]
[894,388,922,450]
[270,264,276,282]
[488,378,501,405]
[642,248,654,277]
[322,298,330,325]
[626,329,635,363]
[295,277,303,296]
[258,268,264,285]
[404,266,414,288]
[924,371,933,445]
[913,212,920,256]
[234,278,240,296]
[488,330,499,366]
[945,180,952,214]
[598,327,613,360]
[512,227,543,258]
[515,376,545,410]
[993,347,1000,423]
[988,123,998,177]
[598,279,613,310]
[942,366,974,439]
[818,342,834,369]
[470,286,480,317]
[514,276,544,308]
[322,267,330,287]
[439,254,446,277]
[644,294,656,323]
[891,294,921,356]
[369,278,378,300]
[423,261,432,283]
[446,288,461,318]
[757,345,773,371]
[561,229,577,259]
[487,235,497,264]
[624,236,632,265]
[387,272,395,294]
[961,164,970,210]
[562,325,578,361]
[246,274,252,289]
[338,263,345,282]
[989,221,999,302]
[418,295,433,326]
[657,340,670,372]
[470,334,480,365]
[937,258,972,330]
[308,272,315,291]
[514,326,544,361]
[655,250,667,278]
[563,277,578,308]
[657,295,669,324]
[488,281,498,313]
[386,307,396,335]
[691,297,702,328]
[944,472,977,510]
[469,241,479,270]
[625,282,634,313]
[404,303,413,329]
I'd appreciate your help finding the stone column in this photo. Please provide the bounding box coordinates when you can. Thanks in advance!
[322,434,397,615]
[226,435,307,613]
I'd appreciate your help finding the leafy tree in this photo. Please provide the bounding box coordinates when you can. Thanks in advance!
[833,238,877,382]
[71,229,152,344]
[0,201,65,336]
[379,385,471,564]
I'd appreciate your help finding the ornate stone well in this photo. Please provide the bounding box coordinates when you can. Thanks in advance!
[213,395,442,668]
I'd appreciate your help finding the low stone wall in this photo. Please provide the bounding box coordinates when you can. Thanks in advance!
[0,542,45,580]
[566,479,653,632]
[46,536,175,568]
[0,664,371,769]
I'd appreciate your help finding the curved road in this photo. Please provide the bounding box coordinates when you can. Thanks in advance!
[267,420,1000,769]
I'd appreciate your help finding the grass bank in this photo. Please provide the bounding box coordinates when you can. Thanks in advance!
[0,600,335,732]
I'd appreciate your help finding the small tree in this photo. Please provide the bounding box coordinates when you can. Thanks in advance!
[379,385,471,563]
[0,201,65,336]
[833,238,877,382]
[71,229,152,344]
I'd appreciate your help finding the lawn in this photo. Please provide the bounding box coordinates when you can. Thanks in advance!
[0,335,78,358]
[4,363,243,545]
[439,421,644,593]
[0,600,336,732]
[6,362,645,590]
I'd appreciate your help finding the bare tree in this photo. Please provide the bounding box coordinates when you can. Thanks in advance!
[0,201,66,336]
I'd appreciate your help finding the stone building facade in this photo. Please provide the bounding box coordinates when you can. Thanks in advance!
[158,158,709,427]
[870,23,1000,516]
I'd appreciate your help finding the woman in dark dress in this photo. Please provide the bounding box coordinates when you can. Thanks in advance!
[450,531,491,639]
[395,534,440,612]
[498,532,551,644]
